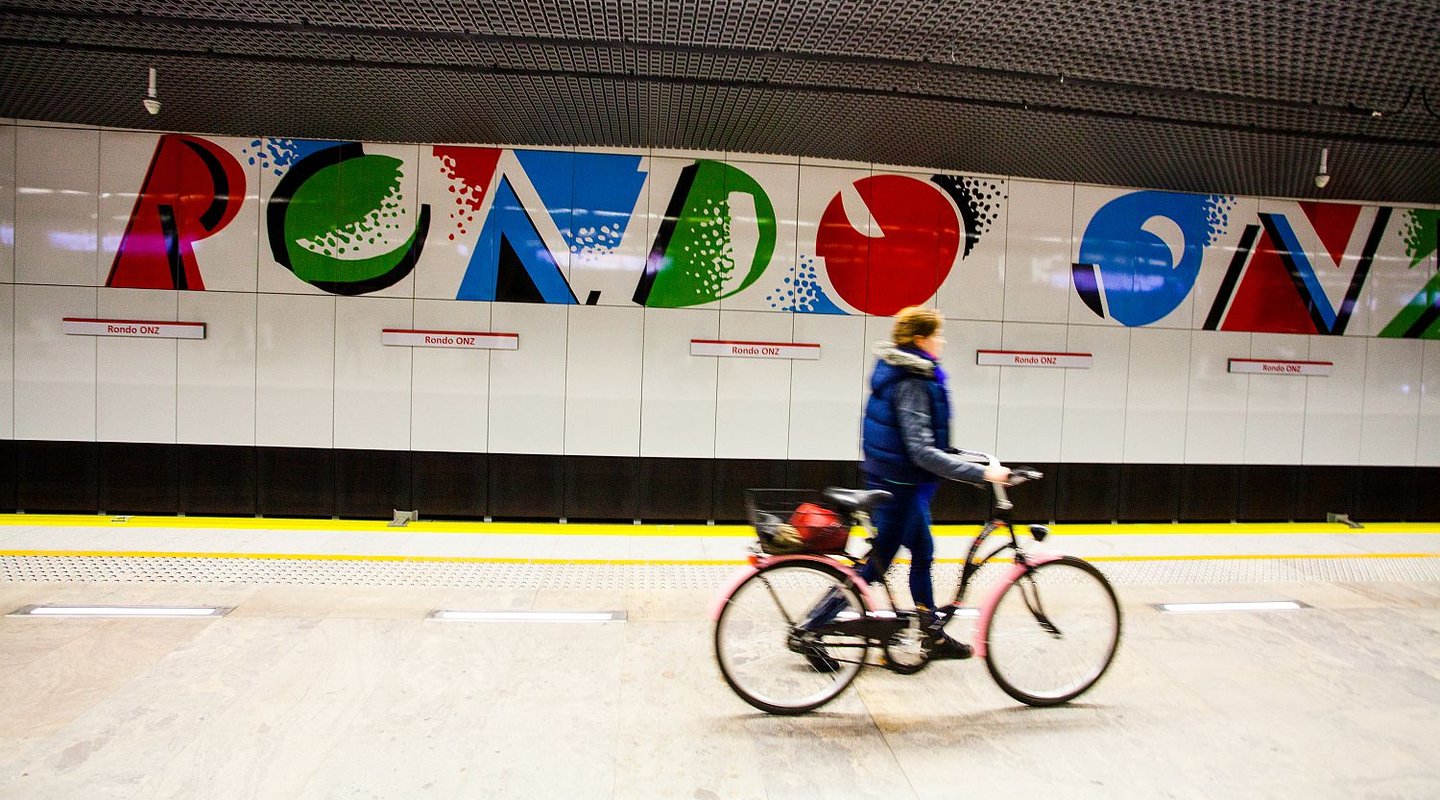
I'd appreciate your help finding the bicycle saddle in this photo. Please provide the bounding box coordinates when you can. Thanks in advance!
[822,487,892,512]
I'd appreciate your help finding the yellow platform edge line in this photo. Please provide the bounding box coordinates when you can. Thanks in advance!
[0,514,1436,537]
[1,549,1437,566]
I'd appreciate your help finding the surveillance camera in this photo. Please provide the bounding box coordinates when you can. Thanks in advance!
[1314,173,1330,189]
[142,97,161,115]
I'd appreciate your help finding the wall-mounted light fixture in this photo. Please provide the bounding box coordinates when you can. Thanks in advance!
[143,66,161,115]
[1314,147,1330,188]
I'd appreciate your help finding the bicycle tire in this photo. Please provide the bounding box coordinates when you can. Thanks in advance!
[983,556,1121,707]
[713,559,869,715]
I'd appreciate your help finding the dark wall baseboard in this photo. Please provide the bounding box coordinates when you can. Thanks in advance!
[1,441,1436,523]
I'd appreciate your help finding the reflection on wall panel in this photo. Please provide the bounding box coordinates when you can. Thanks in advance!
[788,313,865,460]
[1003,181,1072,324]
[1184,330,1249,464]
[488,302,567,454]
[0,285,12,438]
[255,293,335,448]
[1,125,15,284]
[639,307,719,458]
[945,320,1003,458]
[410,299,491,453]
[1360,338,1423,465]
[995,322,1067,461]
[715,310,792,459]
[334,296,413,450]
[1420,340,1440,466]
[177,291,257,446]
[96,287,178,443]
[1123,328,1189,463]
[1060,326,1129,463]
[16,126,98,286]
[565,305,643,456]
[14,284,97,441]
[1243,333,1308,464]
[1303,337,1366,465]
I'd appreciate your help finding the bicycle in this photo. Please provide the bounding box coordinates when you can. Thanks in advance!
[712,451,1122,715]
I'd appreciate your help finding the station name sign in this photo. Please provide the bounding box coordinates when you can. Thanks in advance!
[691,339,821,360]
[62,318,206,339]
[976,350,1092,369]
[1228,358,1332,376]
[381,329,519,350]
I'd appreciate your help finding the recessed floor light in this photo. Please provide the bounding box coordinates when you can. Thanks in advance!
[9,604,230,618]
[429,610,626,622]
[1156,601,1307,614]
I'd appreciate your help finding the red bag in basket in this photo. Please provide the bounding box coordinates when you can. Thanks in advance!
[787,502,848,553]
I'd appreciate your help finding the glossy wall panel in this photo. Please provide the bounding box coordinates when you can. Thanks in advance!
[1123,328,1190,463]
[1003,180,1072,324]
[1421,340,1440,467]
[719,159,799,313]
[96,131,156,289]
[564,305,643,456]
[15,126,98,287]
[177,291,257,446]
[333,296,413,450]
[995,322,1067,461]
[715,310,792,459]
[0,284,12,438]
[1302,336,1366,465]
[1184,330,1249,464]
[488,302,567,454]
[410,299,491,453]
[0,125,13,283]
[639,307,719,458]
[1060,325,1129,462]
[934,176,1007,322]
[788,313,865,460]
[95,288,178,443]
[254,293,335,448]
[14,283,96,441]
[1359,337,1422,465]
[1243,333,1308,464]
[946,320,1003,457]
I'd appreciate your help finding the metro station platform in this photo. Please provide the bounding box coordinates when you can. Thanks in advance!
[1,515,1437,799]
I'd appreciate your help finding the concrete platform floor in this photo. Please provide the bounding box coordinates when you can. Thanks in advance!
[0,518,1437,799]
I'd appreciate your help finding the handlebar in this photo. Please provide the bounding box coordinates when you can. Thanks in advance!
[946,449,1043,512]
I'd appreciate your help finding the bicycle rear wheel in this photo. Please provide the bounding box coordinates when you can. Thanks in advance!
[714,560,868,715]
[983,556,1121,707]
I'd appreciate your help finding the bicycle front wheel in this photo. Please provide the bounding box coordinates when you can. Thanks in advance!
[714,560,869,715]
[983,556,1121,707]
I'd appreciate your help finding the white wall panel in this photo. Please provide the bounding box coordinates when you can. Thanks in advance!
[639,307,719,458]
[1302,336,1366,465]
[934,177,1008,322]
[14,284,96,440]
[255,293,334,448]
[564,305,643,455]
[1419,340,1440,467]
[410,299,491,453]
[788,313,865,460]
[488,302,567,454]
[946,320,1003,458]
[334,295,412,450]
[1001,180,1072,324]
[715,310,792,459]
[95,287,177,443]
[177,291,256,446]
[1359,338,1422,465]
[0,284,12,437]
[414,144,499,300]
[1243,333,1308,464]
[0,125,14,284]
[15,126,98,286]
[97,131,157,290]
[189,135,261,293]
[1123,328,1190,463]
[1060,325,1129,462]
[1184,331,1249,463]
[995,322,1067,461]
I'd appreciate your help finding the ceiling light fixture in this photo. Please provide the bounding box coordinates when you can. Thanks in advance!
[143,66,161,115]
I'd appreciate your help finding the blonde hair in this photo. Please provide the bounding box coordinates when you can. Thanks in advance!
[891,307,943,347]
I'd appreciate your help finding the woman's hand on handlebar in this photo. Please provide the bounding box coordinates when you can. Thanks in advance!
[983,465,1011,484]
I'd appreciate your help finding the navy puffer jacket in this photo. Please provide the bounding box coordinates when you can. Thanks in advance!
[861,343,986,486]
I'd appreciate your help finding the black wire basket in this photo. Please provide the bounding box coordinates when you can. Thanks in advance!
[744,489,854,555]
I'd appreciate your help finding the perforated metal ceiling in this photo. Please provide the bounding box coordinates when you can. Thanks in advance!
[1,1,1437,202]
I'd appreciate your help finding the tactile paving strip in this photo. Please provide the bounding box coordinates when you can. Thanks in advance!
[2,555,1437,590]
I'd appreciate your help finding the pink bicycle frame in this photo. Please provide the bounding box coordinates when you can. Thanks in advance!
[709,553,883,620]
[971,551,1064,659]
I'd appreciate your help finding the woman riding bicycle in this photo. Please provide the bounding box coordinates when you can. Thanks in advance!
[841,306,1009,659]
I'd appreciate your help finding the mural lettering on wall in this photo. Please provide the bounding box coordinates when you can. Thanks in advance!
[1204,203,1390,335]
[265,141,432,296]
[1380,209,1440,338]
[1073,191,1234,326]
[106,134,247,290]
[634,160,776,308]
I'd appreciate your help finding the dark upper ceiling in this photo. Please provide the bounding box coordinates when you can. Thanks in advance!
[2,1,1438,203]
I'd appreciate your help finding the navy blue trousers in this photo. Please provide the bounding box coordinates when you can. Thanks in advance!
[858,478,938,611]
